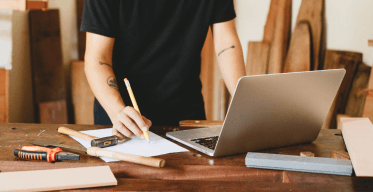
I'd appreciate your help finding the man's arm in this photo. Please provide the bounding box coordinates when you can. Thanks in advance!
[84,32,151,140]
[212,19,246,95]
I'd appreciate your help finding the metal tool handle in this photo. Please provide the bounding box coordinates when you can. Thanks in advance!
[87,147,166,168]
[58,126,99,141]
[14,149,48,161]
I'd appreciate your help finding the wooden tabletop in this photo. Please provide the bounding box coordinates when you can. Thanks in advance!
[0,123,372,191]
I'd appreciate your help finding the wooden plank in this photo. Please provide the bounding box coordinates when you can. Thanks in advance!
[267,0,291,74]
[27,0,48,11]
[0,166,117,191]
[345,63,371,117]
[39,100,68,124]
[331,151,350,160]
[77,0,85,60]
[219,79,229,120]
[296,0,323,70]
[336,114,352,130]
[0,69,9,123]
[300,152,314,157]
[342,118,373,176]
[283,21,311,73]
[322,50,360,129]
[263,0,278,43]
[29,9,68,124]
[246,41,270,75]
[200,27,215,120]
[72,61,94,124]
[369,40,373,47]
[179,120,223,127]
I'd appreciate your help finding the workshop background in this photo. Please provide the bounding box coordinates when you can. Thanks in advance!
[0,0,372,128]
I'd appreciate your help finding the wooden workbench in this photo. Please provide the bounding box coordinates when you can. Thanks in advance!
[0,123,372,191]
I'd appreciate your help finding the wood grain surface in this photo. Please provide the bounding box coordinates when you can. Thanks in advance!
[0,69,9,123]
[72,61,94,125]
[0,123,372,191]
[76,0,86,61]
[246,41,270,75]
[29,9,68,124]
[322,50,361,128]
[342,118,373,177]
[263,0,278,43]
[283,21,311,73]
[296,0,324,70]
[200,27,215,120]
[345,63,370,117]
[267,0,291,74]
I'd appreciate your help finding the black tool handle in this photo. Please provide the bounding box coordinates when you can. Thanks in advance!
[14,149,48,161]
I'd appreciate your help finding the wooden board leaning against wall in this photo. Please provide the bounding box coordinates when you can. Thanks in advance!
[29,9,68,124]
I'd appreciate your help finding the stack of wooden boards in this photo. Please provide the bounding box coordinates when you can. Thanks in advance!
[246,0,322,75]
[29,8,94,125]
[245,0,372,129]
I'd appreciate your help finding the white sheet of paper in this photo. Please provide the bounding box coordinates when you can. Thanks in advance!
[70,128,188,162]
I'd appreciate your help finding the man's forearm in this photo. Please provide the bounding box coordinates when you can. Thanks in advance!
[84,58,126,122]
[213,20,246,95]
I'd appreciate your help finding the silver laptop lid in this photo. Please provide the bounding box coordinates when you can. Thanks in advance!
[213,69,345,157]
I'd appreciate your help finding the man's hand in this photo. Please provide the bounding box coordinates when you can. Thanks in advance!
[112,106,152,140]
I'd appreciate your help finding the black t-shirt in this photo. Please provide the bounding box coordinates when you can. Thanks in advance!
[81,0,236,126]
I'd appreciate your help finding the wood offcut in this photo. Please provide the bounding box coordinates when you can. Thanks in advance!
[29,10,68,124]
[283,21,311,73]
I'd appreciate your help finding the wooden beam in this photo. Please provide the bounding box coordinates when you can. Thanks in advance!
[200,27,215,120]
[342,118,373,176]
[72,61,94,125]
[29,10,68,124]
[0,0,48,11]
[0,69,9,123]
[267,0,292,74]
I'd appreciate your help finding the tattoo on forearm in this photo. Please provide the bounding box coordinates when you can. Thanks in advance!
[107,76,118,90]
[99,61,112,68]
[218,45,235,56]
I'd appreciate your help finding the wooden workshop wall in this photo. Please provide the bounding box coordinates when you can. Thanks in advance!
[7,0,78,123]
[234,0,373,66]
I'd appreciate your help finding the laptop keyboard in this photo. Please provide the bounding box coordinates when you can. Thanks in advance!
[191,136,219,150]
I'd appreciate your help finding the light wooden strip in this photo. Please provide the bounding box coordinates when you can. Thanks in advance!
[267,0,291,74]
[341,118,373,177]
[283,21,311,73]
[0,166,117,191]
[72,61,94,124]
[369,40,373,47]
[295,0,323,70]
[200,27,215,120]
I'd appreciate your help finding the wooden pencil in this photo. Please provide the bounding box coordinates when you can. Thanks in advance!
[124,78,150,143]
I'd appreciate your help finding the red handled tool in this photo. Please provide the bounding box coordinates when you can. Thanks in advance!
[14,146,80,162]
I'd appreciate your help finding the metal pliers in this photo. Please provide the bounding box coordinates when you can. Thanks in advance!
[14,146,80,162]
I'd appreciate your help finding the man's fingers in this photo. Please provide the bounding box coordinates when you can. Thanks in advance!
[124,107,149,132]
[112,128,124,140]
[114,123,134,138]
[143,116,152,129]
[117,110,143,137]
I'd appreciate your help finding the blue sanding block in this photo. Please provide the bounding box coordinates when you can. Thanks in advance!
[245,152,353,176]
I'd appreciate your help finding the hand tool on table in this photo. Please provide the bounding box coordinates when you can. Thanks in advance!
[58,126,119,148]
[14,146,80,162]
[30,140,166,168]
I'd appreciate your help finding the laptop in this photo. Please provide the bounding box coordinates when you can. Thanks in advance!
[166,69,346,157]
